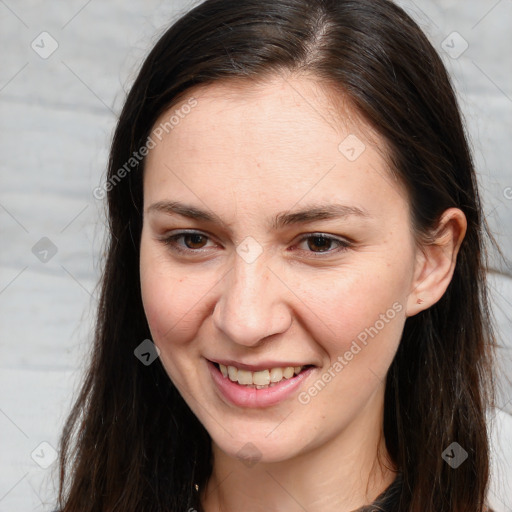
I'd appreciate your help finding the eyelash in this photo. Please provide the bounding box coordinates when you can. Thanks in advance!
[159,230,352,257]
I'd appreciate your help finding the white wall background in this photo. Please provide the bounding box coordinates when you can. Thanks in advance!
[0,1,511,510]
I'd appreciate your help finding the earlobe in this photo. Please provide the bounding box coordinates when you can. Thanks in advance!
[406,208,467,317]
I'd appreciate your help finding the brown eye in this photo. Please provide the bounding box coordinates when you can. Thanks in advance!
[182,233,208,249]
[296,234,351,256]
[307,236,334,252]
[160,231,215,254]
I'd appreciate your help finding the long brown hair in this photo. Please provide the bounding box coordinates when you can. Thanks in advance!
[55,0,496,510]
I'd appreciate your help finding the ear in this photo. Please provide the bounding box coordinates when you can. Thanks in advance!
[406,208,467,317]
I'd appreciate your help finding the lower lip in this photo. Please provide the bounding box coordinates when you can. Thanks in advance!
[207,360,315,408]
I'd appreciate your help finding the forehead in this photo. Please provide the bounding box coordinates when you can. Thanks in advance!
[155,74,369,153]
[143,74,406,215]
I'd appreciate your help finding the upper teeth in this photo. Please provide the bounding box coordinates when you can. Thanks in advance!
[219,364,304,387]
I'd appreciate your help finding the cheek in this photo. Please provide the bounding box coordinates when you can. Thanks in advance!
[299,257,410,361]
[139,239,201,344]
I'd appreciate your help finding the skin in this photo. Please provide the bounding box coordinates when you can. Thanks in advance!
[139,73,466,512]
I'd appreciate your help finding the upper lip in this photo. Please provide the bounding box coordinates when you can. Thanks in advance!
[208,358,314,372]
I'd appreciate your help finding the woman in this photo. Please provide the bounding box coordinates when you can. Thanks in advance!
[55,0,497,510]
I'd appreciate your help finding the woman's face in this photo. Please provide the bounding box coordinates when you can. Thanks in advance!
[140,74,420,464]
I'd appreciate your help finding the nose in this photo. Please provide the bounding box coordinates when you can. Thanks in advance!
[212,256,293,347]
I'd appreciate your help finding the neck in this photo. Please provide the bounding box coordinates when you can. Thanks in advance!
[200,390,397,512]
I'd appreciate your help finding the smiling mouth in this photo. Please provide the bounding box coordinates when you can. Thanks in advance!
[211,362,314,389]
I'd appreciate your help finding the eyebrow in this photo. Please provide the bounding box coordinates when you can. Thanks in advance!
[146,200,370,231]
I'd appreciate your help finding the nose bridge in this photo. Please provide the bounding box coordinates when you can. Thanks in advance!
[213,255,291,346]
